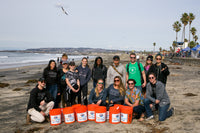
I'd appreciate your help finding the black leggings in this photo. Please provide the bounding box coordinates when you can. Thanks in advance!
[78,84,88,105]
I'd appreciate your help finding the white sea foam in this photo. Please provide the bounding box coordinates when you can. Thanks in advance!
[0,52,95,69]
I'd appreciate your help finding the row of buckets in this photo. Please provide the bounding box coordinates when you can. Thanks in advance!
[49,104,133,126]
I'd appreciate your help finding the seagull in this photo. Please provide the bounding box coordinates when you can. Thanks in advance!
[61,6,68,15]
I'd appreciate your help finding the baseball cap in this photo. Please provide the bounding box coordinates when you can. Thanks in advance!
[113,55,120,60]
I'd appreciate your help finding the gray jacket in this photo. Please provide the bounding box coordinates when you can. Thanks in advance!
[106,63,126,87]
[146,81,170,107]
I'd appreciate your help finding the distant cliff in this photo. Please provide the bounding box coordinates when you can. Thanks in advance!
[23,47,122,54]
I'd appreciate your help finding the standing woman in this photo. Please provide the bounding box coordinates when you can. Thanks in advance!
[107,76,125,105]
[144,55,154,83]
[65,61,80,106]
[77,57,91,105]
[43,60,58,103]
[56,60,69,108]
[89,79,107,106]
[148,53,170,86]
[142,55,154,98]
[92,56,107,88]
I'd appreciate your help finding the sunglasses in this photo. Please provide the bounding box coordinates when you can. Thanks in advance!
[98,82,104,84]
[114,79,120,82]
[130,57,136,59]
[149,77,154,79]
[156,58,162,60]
[128,83,134,85]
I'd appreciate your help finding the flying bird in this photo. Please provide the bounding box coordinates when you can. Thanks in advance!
[61,6,68,15]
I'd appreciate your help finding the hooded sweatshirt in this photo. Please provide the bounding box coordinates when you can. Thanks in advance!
[77,65,91,86]
[27,85,54,112]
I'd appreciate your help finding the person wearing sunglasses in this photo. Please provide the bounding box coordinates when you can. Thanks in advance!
[144,73,174,121]
[148,53,170,86]
[124,79,145,121]
[89,79,107,106]
[107,76,125,106]
[126,53,146,92]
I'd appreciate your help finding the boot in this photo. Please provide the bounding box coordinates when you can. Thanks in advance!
[26,114,31,124]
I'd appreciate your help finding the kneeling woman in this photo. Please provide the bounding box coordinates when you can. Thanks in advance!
[107,76,125,105]
[89,79,107,106]
[125,79,145,121]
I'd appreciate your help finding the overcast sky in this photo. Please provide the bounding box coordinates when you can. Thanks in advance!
[0,0,200,51]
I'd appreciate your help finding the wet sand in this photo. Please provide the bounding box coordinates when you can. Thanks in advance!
[0,53,200,133]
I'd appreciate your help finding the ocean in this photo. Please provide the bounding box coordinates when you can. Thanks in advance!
[0,52,94,69]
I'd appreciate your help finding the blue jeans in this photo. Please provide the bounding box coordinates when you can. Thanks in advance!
[133,105,145,119]
[47,84,58,101]
[135,86,142,92]
[144,98,173,121]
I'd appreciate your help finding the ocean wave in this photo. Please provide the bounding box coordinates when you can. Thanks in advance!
[0,56,8,59]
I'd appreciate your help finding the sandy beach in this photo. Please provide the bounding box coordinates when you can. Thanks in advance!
[0,53,200,133]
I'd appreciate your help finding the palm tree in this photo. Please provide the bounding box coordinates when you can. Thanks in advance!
[153,42,156,53]
[170,46,173,52]
[194,35,198,42]
[180,13,189,42]
[172,41,177,52]
[159,47,162,52]
[188,41,196,48]
[188,13,195,43]
[172,21,182,42]
[190,27,197,41]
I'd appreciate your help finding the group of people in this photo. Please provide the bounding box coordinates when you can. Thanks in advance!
[26,52,174,123]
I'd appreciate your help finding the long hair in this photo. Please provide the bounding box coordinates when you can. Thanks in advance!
[95,79,104,97]
[145,60,153,67]
[114,76,125,96]
[94,56,103,68]
[46,60,57,71]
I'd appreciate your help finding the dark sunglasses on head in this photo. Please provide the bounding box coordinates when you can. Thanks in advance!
[130,57,136,59]
[149,77,154,79]
[114,79,120,82]
[98,82,104,84]
[156,58,162,60]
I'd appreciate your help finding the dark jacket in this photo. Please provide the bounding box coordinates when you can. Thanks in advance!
[107,84,124,104]
[92,65,107,82]
[57,69,68,93]
[77,65,91,86]
[43,68,58,86]
[148,63,170,84]
[27,85,54,112]
[89,88,107,105]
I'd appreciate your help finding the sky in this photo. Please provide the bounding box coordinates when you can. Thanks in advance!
[0,0,200,51]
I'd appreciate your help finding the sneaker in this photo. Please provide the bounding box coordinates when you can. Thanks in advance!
[146,115,154,121]
[26,114,31,124]
[171,107,175,115]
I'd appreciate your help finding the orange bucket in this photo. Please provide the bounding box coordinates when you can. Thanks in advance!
[63,107,75,124]
[114,104,123,109]
[72,104,82,120]
[88,104,98,121]
[75,105,88,123]
[120,106,133,124]
[49,108,62,126]
[109,106,121,124]
[95,106,107,123]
